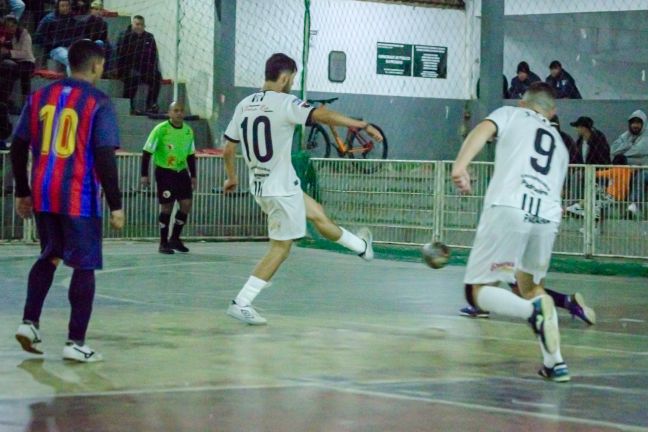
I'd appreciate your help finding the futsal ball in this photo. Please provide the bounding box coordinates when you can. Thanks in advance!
[421,242,450,269]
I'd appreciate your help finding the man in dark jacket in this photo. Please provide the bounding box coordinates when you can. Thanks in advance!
[546,60,581,99]
[569,116,611,165]
[34,0,80,73]
[508,61,541,99]
[116,15,161,115]
[80,1,111,74]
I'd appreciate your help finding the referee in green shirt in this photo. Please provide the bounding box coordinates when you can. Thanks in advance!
[141,102,196,254]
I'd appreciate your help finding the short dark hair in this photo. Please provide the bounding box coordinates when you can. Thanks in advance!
[69,39,105,72]
[133,15,145,22]
[3,14,18,25]
[517,61,530,74]
[549,60,562,69]
[265,53,297,81]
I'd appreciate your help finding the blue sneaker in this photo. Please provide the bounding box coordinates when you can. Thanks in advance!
[528,295,559,354]
[538,362,571,383]
[459,305,490,318]
[568,292,596,325]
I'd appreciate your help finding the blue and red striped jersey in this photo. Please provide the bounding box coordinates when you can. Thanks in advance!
[14,78,120,217]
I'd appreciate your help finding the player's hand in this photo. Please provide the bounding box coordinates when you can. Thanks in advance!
[110,209,125,230]
[223,177,238,194]
[191,177,197,191]
[140,176,150,189]
[365,124,383,142]
[15,196,33,219]
[451,166,472,194]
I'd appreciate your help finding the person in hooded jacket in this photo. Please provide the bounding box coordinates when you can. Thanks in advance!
[116,14,161,115]
[34,0,80,72]
[611,110,648,216]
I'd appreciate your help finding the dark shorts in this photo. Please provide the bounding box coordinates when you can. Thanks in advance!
[154,167,193,204]
[35,212,103,270]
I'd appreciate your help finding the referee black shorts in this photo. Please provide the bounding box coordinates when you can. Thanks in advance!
[154,166,193,204]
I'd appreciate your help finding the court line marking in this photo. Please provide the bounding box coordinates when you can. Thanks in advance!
[0,382,308,402]
[308,381,648,432]
[331,320,648,356]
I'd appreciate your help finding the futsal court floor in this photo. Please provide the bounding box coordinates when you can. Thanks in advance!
[0,241,647,431]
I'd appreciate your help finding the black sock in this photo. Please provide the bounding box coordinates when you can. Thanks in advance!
[68,269,96,344]
[159,212,171,243]
[171,211,187,240]
[545,288,570,310]
[23,259,57,324]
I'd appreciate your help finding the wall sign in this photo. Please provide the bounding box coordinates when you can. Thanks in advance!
[377,42,447,79]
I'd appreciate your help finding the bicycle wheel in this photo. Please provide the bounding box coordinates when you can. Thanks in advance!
[348,123,388,160]
[305,123,332,158]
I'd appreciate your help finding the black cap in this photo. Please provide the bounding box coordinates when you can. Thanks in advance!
[549,60,562,69]
[517,61,530,74]
[570,116,593,129]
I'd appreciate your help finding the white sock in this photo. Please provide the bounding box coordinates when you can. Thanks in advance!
[336,228,366,254]
[234,276,268,306]
[539,306,564,368]
[476,285,534,319]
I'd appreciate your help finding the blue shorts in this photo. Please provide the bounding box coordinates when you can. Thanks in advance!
[35,212,103,270]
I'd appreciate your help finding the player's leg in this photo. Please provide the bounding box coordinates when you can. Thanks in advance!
[511,281,595,325]
[303,192,373,260]
[144,69,161,113]
[16,212,62,354]
[227,193,304,325]
[60,215,104,362]
[168,172,193,253]
[155,168,175,254]
[517,222,569,382]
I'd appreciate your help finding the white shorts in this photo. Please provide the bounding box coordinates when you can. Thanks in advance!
[463,206,559,285]
[255,190,306,241]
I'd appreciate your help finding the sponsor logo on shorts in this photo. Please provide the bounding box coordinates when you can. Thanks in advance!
[162,190,171,198]
[491,261,515,272]
[524,213,550,224]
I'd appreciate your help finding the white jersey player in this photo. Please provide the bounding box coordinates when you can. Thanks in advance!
[451,82,571,382]
[222,53,383,325]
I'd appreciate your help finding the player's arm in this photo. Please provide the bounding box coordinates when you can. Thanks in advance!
[451,120,497,194]
[311,107,383,142]
[9,101,32,218]
[141,126,159,188]
[187,137,197,190]
[223,139,238,193]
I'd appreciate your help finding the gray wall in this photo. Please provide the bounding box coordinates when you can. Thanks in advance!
[215,2,645,161]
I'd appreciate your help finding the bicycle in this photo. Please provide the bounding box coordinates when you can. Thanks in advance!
[304,97,388,164]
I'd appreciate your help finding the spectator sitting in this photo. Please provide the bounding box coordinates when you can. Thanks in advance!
[508,61,541,99]
[34,0,80,73]
[546,60,582,99]
[611,110,648,216]
[116,15,161,115]
[71,0,88,15]
[80,1,111,74]
[0,14,35,114]
[569,116,611,165]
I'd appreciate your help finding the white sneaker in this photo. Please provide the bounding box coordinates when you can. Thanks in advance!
[227,301,267,325]
[15,323,43,354]
[566,203,585,217]
[356,227,374,261]
[62,342,103,363]
[627,203,639,215]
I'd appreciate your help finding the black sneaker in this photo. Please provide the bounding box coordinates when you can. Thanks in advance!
[168,238,189,253]
[146,104,159,114]
[130,108,145,116]
[159,243,175,254]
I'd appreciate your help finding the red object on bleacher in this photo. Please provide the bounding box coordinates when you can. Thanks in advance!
[196,148,224,157]
[33,69,65,80]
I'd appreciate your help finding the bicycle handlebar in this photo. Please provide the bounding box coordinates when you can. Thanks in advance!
[306,97,339,105]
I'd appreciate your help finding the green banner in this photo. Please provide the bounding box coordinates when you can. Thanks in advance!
[413,44,447,79]
[376,42,412,76]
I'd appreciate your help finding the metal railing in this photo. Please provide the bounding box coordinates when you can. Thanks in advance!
[0,151,266,242]
[310,158,648,260]
[2,151,647,260]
